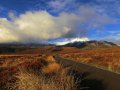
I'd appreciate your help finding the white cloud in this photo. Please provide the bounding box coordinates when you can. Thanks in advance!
[0,11,80,43]
[0,24,19,43]
[55,37,89,45]
[48,0,78,13]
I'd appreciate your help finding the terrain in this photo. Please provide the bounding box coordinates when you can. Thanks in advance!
[55,56,120,90]
[64,40,117,49]
[60,46,120,73]
[0,41,120,90]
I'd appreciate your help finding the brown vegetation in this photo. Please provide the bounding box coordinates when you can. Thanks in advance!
[10,67,76,90]
[60,46,120,73]
[0,54,78,90]
[0,46,120,90]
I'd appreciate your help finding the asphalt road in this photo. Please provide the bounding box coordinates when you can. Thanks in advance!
[55,56,120,90]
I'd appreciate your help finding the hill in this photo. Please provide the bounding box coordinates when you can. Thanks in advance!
[64,40,117,49]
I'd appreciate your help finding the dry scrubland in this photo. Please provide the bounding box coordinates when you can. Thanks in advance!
[60,47,120,73]
[0,55,83,90]
[0,46,120,90]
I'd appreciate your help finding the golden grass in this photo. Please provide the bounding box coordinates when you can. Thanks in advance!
[46,55,56,63]
[0,55,80,90]
[42,63,60,74]
[61,47,120,73]
[8,65,76,90]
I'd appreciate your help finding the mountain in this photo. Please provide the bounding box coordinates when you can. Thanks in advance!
[0,43,54,54]
[64,40,117,49]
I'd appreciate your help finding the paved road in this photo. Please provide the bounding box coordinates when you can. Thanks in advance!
[55,56,120,90]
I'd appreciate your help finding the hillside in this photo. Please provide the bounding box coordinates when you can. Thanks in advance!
[64,40,117,49]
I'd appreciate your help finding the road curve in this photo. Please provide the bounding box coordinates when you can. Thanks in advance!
[55,56,120,90]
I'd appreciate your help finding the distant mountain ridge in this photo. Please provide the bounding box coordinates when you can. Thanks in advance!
[0,40,117,54]
[0,43,54,54]
[64,40,117,49]
[0,43,54,47]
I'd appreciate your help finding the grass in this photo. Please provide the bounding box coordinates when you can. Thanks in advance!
[9,67,76,90]
[1,46,119,89]
[61,47,120,73]
[0,55,81,90]
[42,63,60,74]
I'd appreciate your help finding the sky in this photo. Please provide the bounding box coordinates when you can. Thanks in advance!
[0,0,120,44]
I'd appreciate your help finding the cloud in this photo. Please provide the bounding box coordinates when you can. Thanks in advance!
[99,31,120,44]
[103,34,120,41]
[48,0,120,20]
[48,0,79,13]
[0,4,118,43]
[0,11,80,43]
[49,0,118,29]
[78,6,117,29]
[0,25,19,43]
[55,37,89,45]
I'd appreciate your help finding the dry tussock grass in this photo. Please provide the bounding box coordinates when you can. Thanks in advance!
[46,55,56,63]
[42,55,61,74]
[0,55,79,90]
[61,47,120,73]
[9,66,76,90]
[42,63,60,74]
